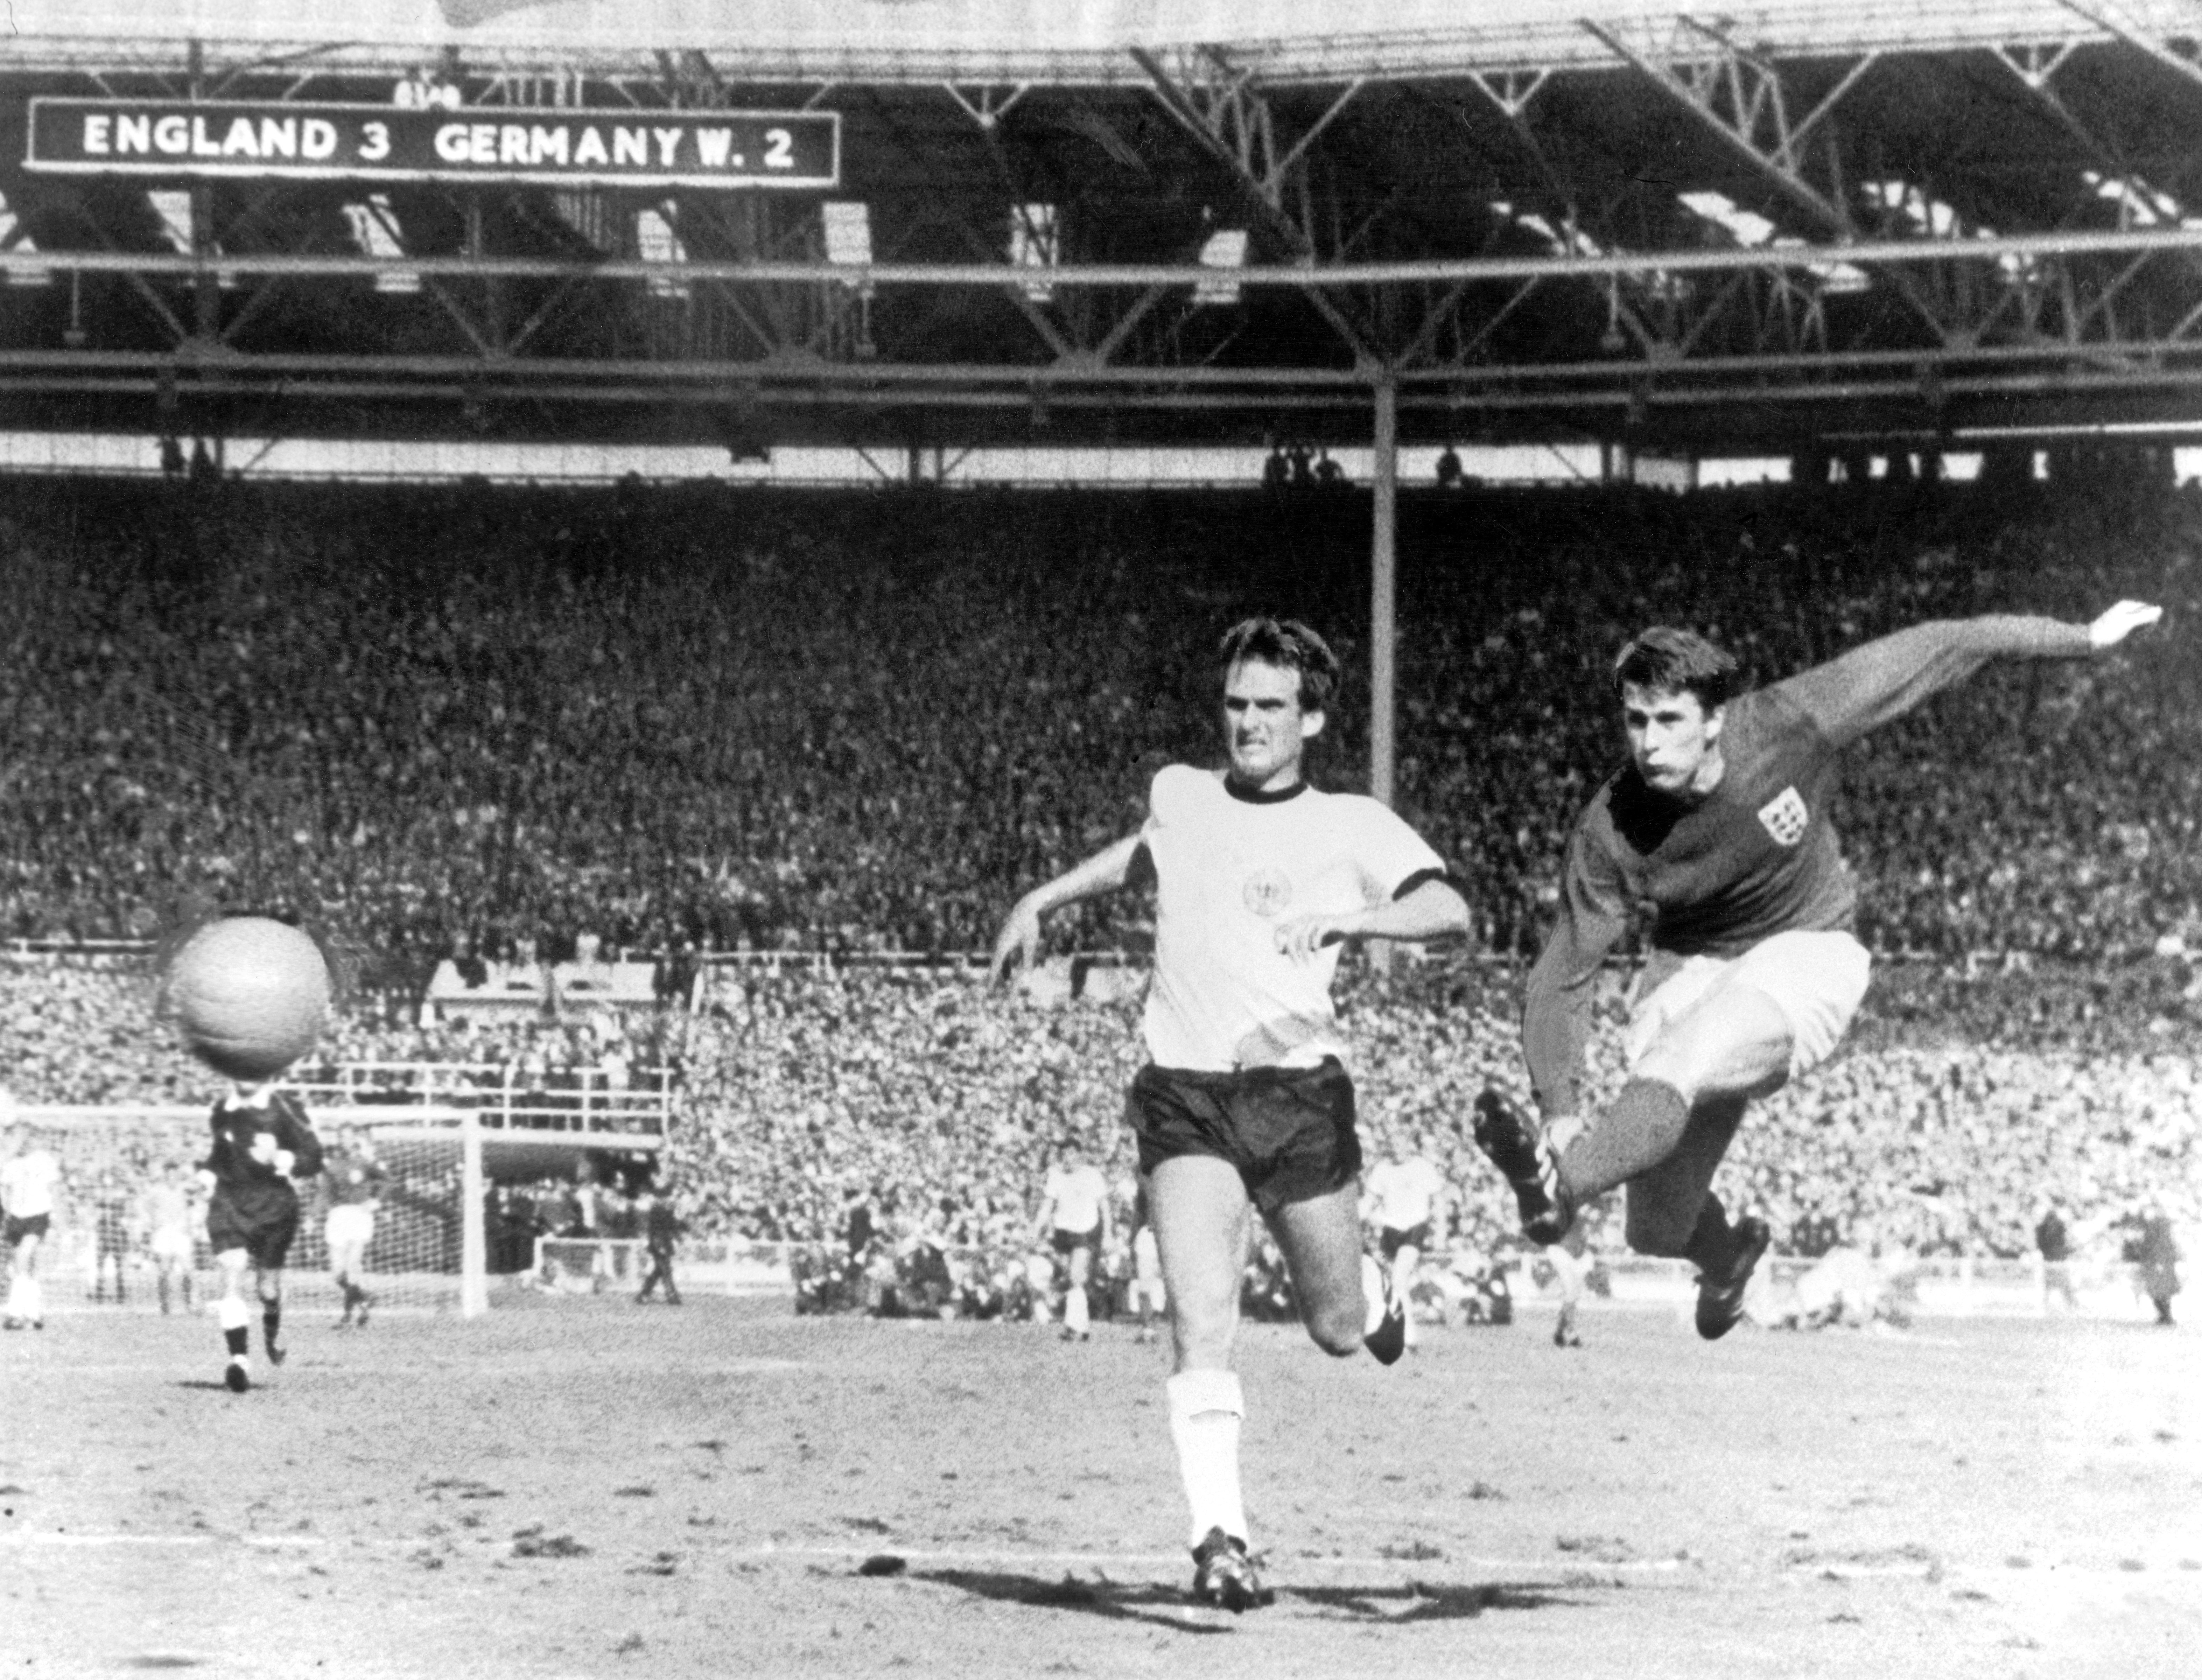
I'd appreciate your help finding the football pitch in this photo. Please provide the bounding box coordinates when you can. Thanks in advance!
[2,1295,2195,1680]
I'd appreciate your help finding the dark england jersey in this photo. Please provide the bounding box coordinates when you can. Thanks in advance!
[201,1089,325,1221]
[1523,616,2093,1114]
[321,1148,389,1209]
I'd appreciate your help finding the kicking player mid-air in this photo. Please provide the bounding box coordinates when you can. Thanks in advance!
[201,1082,324,1391]
[319,1121,387,1327]
[1474,601,2163,1339]
[992,617,1471,1611]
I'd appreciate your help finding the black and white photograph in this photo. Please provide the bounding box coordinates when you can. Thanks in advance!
[0,2,2195,1676]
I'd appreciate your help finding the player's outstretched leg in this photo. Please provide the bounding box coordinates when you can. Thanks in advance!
[1149,1156,1268,1607]
[217,1294,252,1392]
[1472,1089,1574,1244]
[1691,1206,1770,1342]
[1359,1252,1407,1365]
[257,1270,286,1366]
[1061,1248,1092,1342]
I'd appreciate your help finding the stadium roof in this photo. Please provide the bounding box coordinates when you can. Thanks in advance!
[8,1,2202,455]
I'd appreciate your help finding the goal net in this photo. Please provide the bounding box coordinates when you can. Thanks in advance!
[10,1104,490,1318]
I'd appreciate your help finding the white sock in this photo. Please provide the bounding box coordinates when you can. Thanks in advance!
[19,1277,40,1322]
[1167,1369,1247,1548]
[1065,1282,1090,1335]
[1361,1253,1388,1337]
[3,1276,20,1318]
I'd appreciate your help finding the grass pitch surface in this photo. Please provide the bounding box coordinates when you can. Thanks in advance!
[2,1295,2195,1679]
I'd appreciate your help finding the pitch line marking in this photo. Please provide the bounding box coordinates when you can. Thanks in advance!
[5,1532,2191,1584]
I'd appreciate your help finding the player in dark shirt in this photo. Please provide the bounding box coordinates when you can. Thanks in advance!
[1474,601,2161,1340]
[200,1083,325,1392]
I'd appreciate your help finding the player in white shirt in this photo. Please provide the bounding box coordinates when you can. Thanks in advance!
[2,1118,63,1331]
[139,1159,202,1316]
[993,618,1472,1612]
[1363,1143,1449,1353]
[1033,1141,1112,1340]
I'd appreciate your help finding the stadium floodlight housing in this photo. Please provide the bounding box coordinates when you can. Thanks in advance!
[1011,202,1057,303]
[822,201,872,272]
[637,205,689,300]
[0,195,49,289]
[1867,180,2036,285]
[1195,228,1247,306]
[342,194,420,294]
[1677,189,1868,295]
[147,189,236,289]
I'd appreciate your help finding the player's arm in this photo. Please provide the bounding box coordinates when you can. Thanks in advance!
[1774,602,2161,748]
[1274,870,1471,961]
[278,1105,325,1181]
[1521,819,1632,1120]
[990,832,1146,982]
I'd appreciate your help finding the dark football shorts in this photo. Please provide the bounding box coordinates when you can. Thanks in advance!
[1126,1057,1361,1214]
[3,1213,50,1247]
[205,1194,300,1269]
[1380,1221,1433,1261]
[1050,1225,1101,1258]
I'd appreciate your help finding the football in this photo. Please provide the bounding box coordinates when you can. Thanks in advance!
[161,916,332,1080]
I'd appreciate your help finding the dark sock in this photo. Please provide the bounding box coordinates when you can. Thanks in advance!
[224,1325,248,1356]
[1559,1079,1691,1201]
[1682,1196,1737,1273]
[262,1305,281,1349]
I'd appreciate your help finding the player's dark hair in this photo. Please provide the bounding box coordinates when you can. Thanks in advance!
[1612,626,1739,710]
[1218,617,1341,713]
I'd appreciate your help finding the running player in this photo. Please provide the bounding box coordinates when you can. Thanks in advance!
[991,617,1471,1611]
[1125,1177,1167,1344]
[140,1159,200,1316]
[319,1121,388,1327]
[1362,1139,1449,1354]
[1544,1218,1591,1348]
[1033,1141,1111,1341]
[1,1119,61,1331]
[1474,601,2162,1339]
[200,1081,324,1391]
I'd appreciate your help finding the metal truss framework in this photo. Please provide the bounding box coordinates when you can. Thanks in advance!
[12,16,2202,451]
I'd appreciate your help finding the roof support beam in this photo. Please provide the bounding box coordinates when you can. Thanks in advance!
[1130,45,1374,364]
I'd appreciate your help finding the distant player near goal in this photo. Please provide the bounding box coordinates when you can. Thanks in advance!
[1362,1141,1449,1355]
[1473,601,2163,1340]
[140,1159,202,1317]
[2,1116,61,1331]
[992,617,1472,1612]
[320,1121,388,1328]
[201,1083,325,1391]
[1033,1140,1111,1342]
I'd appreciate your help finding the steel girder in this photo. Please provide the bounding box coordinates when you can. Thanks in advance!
[10,27,2202,450]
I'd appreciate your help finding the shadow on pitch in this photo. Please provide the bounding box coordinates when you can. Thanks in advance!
[909,1570,1236,1633]
[911,1570,1584,1629]
[1290,1581,1588,1622]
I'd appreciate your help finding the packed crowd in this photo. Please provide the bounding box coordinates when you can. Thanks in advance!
[1,469,2195,1309]
[2,952,2191,1310]
[0,471,2196,968]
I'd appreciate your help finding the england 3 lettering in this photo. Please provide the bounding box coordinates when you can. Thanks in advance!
[25,99,840,190]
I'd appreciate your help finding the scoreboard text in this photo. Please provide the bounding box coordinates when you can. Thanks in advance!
[25,100,839,190]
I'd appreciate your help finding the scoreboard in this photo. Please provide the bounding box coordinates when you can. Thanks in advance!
[26,99,839,190]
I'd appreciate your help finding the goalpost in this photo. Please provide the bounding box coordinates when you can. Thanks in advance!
[11,1104,491,1318]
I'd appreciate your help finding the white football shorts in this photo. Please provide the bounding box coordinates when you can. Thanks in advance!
[324,1204,375,1251]
[1626,929,1871,1083]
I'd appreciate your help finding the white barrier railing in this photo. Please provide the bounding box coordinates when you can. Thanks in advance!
[290,1059,671,1136]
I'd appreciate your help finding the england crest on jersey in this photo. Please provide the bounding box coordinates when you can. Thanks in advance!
[1757,786,1809,847]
